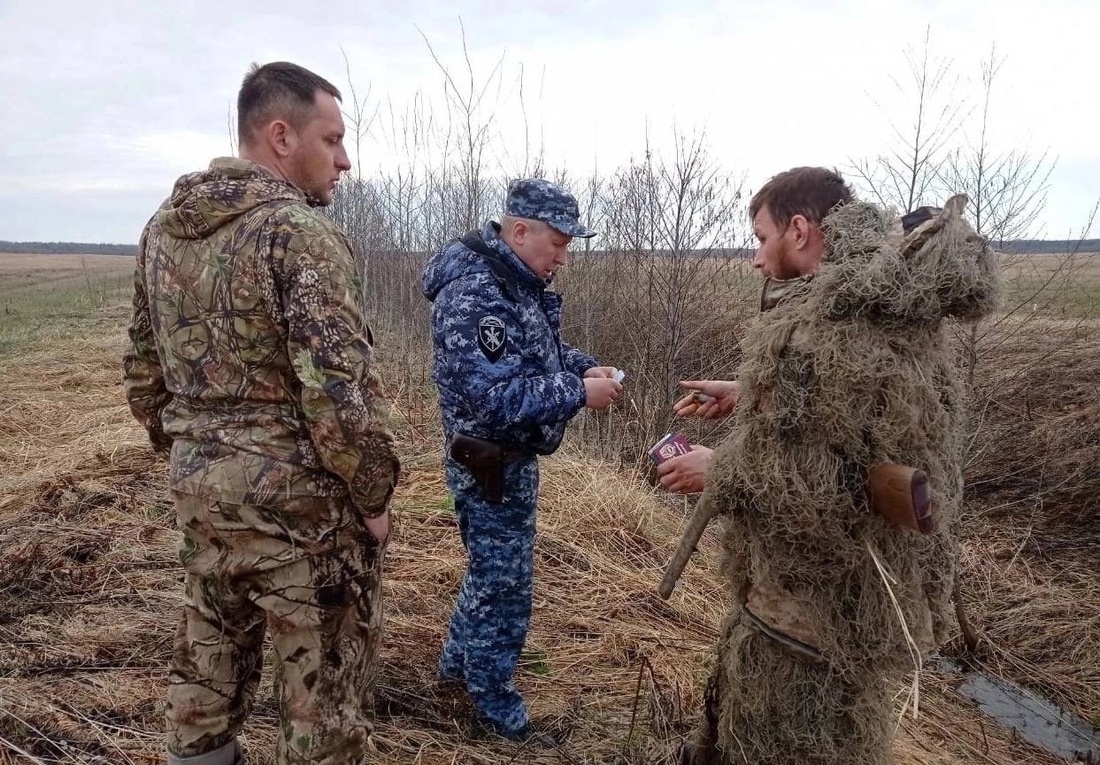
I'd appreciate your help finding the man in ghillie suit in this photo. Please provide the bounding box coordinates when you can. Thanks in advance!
[678,167,1000,764]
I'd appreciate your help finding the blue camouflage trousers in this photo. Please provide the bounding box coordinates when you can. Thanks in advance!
[440,454,539,736]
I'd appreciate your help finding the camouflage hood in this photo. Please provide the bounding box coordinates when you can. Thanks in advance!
[806,197,1000,327]
[421,235,486,303]
[157,157,304,240]
[422,222,546,303]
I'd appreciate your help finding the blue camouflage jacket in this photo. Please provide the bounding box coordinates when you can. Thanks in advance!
[422,221,596,455]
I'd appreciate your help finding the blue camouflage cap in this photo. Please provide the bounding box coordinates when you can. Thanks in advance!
[504,178,597,238]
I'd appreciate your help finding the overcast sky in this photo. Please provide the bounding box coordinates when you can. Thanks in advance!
[1,0,1097,243]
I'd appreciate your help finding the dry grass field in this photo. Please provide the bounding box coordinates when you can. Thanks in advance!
[999,251,1100,320]
[0,252,1096,764]
[0,253,133,358]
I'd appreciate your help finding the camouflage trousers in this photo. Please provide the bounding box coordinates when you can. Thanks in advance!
[166,491,385,765]
[439,456,539,736]
[684,612,894,765]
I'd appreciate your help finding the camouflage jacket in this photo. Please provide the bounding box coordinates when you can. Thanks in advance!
[123,157,399,513]
[421,222,595,455]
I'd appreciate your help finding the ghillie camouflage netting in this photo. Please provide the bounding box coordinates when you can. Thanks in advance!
[691,198,1002,764]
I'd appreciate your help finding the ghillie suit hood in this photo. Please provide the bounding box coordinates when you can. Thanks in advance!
[702,196,1000,674]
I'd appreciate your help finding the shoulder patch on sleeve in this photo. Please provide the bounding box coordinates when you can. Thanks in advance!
[477,315,507,362]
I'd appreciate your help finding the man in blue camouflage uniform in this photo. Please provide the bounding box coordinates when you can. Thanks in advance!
[421,179,622,743]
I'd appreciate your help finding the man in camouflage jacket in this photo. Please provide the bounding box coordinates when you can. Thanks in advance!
[122,62,399,765]
[421,179,622,743]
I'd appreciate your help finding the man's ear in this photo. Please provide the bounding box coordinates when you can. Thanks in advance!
[788,214,813,250]
[268,120,293,159]
[512,219,529,245]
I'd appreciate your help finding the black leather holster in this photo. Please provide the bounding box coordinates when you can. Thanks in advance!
[449,433,529,503]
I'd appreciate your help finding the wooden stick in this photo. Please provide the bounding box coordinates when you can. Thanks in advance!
[953,579,982,653]
[658,500,721,599]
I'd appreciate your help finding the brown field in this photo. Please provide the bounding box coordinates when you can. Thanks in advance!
[1000,250,1100,273]
[0,252,135,294]
[0,252,135,269]
[0,253,1096,764]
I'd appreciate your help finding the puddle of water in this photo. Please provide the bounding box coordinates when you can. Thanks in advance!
[955,671,1099,763]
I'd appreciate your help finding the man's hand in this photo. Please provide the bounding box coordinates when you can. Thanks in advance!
[583,377,622,409]
[656,445,713,494]
[584,366,619,379]
[672,380,740,420]
[364,509,390,544]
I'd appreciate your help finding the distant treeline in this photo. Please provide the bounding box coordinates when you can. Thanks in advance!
[998,239,1100,254]
[1,239,1096,258]
[0,241,137,256]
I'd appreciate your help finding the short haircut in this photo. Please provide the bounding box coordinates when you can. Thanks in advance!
[237,61,342,147]
[749,167,854,230]
[500,214,549,235]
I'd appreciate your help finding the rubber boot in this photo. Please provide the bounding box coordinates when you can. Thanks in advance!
[167,738,242,765]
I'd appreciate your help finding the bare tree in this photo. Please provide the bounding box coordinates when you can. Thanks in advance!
[417,20,508,232]
[938,45,1055,250]
[330,22,548,406]
[852,26,965,213]
[558,131,753,461]
[340,47,378,181]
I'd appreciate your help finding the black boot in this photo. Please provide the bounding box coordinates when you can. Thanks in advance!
[166,738,243,765]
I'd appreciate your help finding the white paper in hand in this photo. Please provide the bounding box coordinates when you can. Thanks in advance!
[612,369,626,383]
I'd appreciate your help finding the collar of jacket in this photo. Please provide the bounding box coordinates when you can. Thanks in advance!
[208,157,315,204]
[759,274,814,312]
[461,222,548,301]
